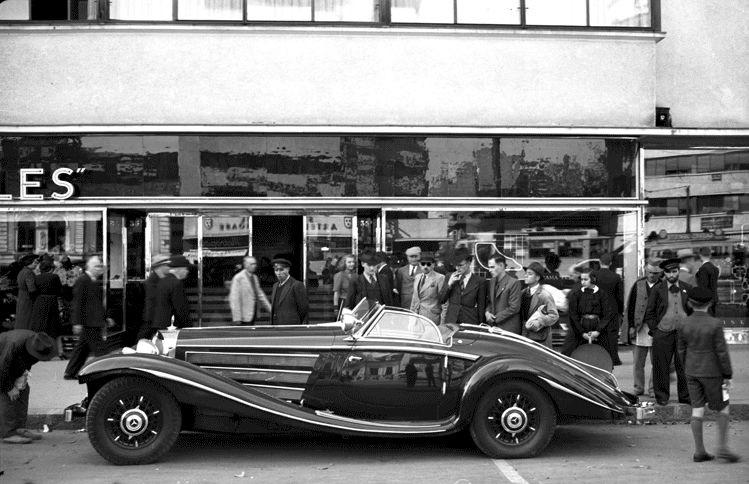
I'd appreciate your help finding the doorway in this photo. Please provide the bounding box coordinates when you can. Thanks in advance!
[252,216,304,285]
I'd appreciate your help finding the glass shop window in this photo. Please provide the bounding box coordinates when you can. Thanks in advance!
[589,0,651,27]
[178,0,242,20]
[390,0,454,23]
[525,0,587,26]
[456,0,520,25]
[314,0,378,22]
[246,0,312,21]
[0,0,97,20]
[109,0,172,20]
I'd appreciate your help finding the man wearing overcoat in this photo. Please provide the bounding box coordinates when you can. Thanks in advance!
[14,254,38,330]
[484,255,522,334]
[152,255,192,329]
[643,257,693,405]
[593,252,623,365]
[695,246,720,316]
[346,252,389,309]
[270,258,308,325]
[439,251,486,325]
[395,246,422,310]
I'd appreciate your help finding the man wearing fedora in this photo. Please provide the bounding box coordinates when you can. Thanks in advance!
[270,258,308,325]
[410,254,446,325]
[153,255,193,330]
[1,330,57,444]
[439,250,486,326]
[678,287,738,463]
[396,246,422,310]
[139,254,171,340]
[14,253,39,331]
[644,257,693,406]
[346,252,390,309]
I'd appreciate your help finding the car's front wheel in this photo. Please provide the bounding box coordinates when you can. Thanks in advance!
[86,376,182,465]
[470,379,556,459]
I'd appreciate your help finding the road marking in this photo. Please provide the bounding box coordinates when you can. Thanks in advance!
[492,459,529,484]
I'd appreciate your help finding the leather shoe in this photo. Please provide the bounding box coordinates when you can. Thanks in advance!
[693,453,714,462]
[717,451,740,463]
[63,374,77,380]
[2,435,32,444]
[15,428,42,441]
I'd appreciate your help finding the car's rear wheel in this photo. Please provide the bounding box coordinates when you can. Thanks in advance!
[86,376,181,465]
[470,379,556,459]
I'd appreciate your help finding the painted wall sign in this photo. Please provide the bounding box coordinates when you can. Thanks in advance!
[0,168,84,201]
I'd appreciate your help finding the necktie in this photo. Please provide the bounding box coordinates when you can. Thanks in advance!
[409,265,415,277]
[669,284,680,294]
[417,274,424,293]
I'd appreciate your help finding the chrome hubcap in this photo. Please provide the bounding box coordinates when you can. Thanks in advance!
[487,392,538,446]
[500,406,528,434]
[120,409,149,437]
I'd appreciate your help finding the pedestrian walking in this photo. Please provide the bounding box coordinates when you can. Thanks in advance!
[644,257,692,406]
[519,262,559,348]
[139,254,171,340]
[332,254,356,313]
[484,255,522,334]
[410,254,446,325]
[566,268,613,354]
[0,330,57,444]
[63,255,110,379]
[439,250,487,326]
[152,255,193,329]
[270,258,309,325]
[14,254,38,330]
[346,252,388,309]
[396,246,422,310]
[593,253,623,365]
[677,287,739,463]
[626,259,662,397]
[695,247,720,316]
[229,256,272,325]
[29,259,62,337]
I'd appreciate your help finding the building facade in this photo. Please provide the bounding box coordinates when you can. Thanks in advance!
[1,0,747,332]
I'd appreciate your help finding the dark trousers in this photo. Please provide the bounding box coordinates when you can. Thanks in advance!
[0,385,29,437]
[64,326,103,377]
[651,329,690,403]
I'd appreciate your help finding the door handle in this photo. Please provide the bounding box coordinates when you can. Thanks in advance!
[347,355,363,363]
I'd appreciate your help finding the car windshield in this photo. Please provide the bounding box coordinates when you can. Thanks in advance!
[362,309,458,345]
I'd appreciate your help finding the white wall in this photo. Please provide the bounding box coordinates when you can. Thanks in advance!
[657,0,749,127]
[0,27,656,127]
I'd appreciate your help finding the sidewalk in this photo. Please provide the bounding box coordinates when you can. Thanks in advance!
[23,345,749,427]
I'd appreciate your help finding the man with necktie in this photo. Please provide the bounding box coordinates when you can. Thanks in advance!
[409,254,446,325]
[346,252,388,309]
[644,258,693,406]
[439,250,486,325]
[484,255,522,334]
[396,246,422,310]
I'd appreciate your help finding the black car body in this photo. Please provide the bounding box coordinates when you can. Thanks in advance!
[75,301,639,465]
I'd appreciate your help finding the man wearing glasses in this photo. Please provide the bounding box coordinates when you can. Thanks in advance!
[409,255,446,325]
[396,246,422,310]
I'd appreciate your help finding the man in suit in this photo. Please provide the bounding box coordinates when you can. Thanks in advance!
[594,253,624,366]
[395,246,422,310]
[346,252,388,309]
[153,255,193,329]
[695,247,720,316]
[64,255,110,379]
[409,255,446,325]
[677,287,738,463]
[14,254,38,331]
[485,255,522,334]
[439,250,486,325]
[139,254,171,340]
[270,258,308,325]
[644,258,693,406]
[230,256,272,325]
[374,252,396,306]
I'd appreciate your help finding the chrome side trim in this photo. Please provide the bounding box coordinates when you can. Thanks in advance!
[184,350,320,358]
[199,366,312,375]
[350,346,480,361]
[182,346,479,360]
[315,411,443,429]
[538,377,622,413]
[133,368,448,435]
[359,337,448,348]
[242,383,306,392]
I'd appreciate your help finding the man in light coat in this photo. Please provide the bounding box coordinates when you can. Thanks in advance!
[409,255,446,325]
[230,256,272,325]
[396,246,422,310]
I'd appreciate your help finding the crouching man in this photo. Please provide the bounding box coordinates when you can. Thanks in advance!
[0,330,57,444]
[677,287,739,463]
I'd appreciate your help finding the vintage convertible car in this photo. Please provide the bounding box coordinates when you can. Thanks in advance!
[71,301,641,465]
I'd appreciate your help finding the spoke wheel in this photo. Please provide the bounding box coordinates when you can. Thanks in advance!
[87,377,181,465]
[470,380,555,459]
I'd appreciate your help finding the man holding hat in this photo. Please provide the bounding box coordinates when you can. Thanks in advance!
[14,253,39,331]
[153,255,193,330]
[678,287,738,463]
[643,258,693,405]
[410,254,446,325]
[396,246,422,310]
[139,254,171,340]
[1,330,57,444]
[270,258,308,325]
[346,252,389,309]
[626,259,662,397]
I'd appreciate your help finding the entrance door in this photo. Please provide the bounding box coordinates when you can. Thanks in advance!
[107,211,146,343]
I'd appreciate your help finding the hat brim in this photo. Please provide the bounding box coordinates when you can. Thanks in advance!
[25,335,57,361]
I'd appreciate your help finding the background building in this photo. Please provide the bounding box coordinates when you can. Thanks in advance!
[1,0,747,332]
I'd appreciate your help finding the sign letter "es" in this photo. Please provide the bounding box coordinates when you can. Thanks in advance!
[19,168,44,200]
[51,167,75,200]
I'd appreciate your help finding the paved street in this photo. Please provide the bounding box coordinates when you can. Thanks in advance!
[2,422,747,484]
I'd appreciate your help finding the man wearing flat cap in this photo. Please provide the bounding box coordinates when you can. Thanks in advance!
[396,246,422,310]
[346,252,390,309]
[678,286,738,463]
[152,255,193,330]
[139,254,171,340]
[1,330,57,444]
[643,258,693,405]
[270,258,308,325]
[14,254,39,331]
